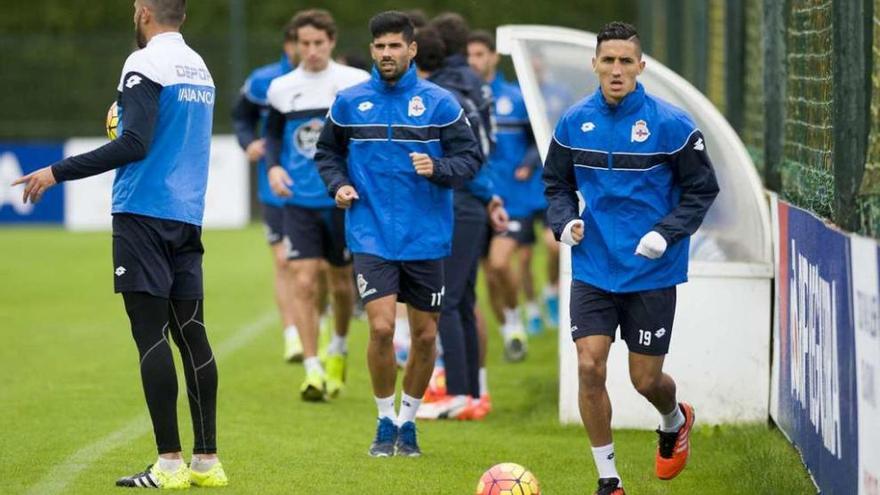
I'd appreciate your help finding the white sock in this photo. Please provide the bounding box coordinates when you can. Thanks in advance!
[375,394,396,421]
[304,356,324,375]
[660,404,685,432]
[190,456,218,473]
[284,325,299,340]
[397,393,422,425]
[503,307,519,327]
[525,301,541,319]
[590,443,621,482]
[479,367,489,396]
[157,457,184,472]
[328,334,347,355]
[543,284,558,298]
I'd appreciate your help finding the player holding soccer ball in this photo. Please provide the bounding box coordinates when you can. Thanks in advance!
[13,0,227,489]
[316,11,482,457]
[543,22,719,495]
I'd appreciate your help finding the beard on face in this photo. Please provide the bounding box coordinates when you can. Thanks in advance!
[378,57,407,82]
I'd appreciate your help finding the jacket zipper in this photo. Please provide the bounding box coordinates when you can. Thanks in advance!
[607,113,618,290]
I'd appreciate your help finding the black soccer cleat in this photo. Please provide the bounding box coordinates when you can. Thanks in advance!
[594,477,625,495]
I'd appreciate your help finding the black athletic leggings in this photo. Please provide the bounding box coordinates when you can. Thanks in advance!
[122,292,218,455]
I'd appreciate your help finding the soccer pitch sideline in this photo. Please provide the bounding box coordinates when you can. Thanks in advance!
[0,226,814,494]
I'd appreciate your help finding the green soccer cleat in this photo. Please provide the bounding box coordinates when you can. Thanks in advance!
[115,463,190,489]
[300,368,327,402]
[325,353,347,398]
[189,462,228,488]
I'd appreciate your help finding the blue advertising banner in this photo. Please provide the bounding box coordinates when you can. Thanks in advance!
[777,201,859,494]
[0,143,64,224]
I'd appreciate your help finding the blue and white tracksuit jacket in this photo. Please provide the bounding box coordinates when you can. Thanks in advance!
[315,64,483,261]
[543,83,719,293]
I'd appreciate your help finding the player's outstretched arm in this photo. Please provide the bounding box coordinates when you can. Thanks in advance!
[315,113,353,199]
[429,112,482,189]
[13,71,161,204]
[651,130,720,246]
[543,136,581,241]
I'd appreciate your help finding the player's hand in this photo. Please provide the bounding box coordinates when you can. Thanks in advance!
[11,166,57,204]
[335,185,359,209]
[411,152,434,177]
[514,165,533,181]
[635,231,667,259]
[570,222,584,243]
[245,139,266,162]
[487,196,509,233]
[268,166,293,198]
[560,219,584,246]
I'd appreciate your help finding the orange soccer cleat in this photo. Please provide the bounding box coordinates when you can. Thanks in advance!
[655,402,695,480]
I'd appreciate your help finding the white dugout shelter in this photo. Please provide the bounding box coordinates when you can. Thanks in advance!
[496,26,773,427]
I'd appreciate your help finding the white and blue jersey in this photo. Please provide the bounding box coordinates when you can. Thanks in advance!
[52,32,214,226]
[316,64,483,261]
[543,83,719,292]
[264,61,370,209]
[231,55,294,208]
[489,74,543,218]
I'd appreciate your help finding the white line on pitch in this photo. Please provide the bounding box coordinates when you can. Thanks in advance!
[25,310,277,495]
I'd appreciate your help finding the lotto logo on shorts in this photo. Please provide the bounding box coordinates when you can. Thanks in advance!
[357,274,377,298]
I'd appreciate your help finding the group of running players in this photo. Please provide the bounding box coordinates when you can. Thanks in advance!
[232,8,562,421]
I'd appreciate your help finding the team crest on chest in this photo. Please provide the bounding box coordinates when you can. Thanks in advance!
[408,96,426,117]
[496,96,514,116]
[631,119,651,143]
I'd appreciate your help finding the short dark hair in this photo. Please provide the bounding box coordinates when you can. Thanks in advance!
[414,27,446,73]
[467,30,496,52]
[403,9,429,29]
[285,9,337,42]
[596,21,641,55]
[369,11,415,43]
[145,0,185,26]
[429,12,469,56]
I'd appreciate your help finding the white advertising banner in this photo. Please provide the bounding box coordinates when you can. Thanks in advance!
[63,135,249,230]
[851,235,880,495]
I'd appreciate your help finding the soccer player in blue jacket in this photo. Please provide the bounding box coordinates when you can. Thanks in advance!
[315,11,482,457]
[231,18,300,362]
[543,22,719,495]
[14,0,227,488]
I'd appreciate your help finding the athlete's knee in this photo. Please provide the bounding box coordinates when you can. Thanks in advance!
[369,317,395,344]
[289,264,318,297]
[487,254,510,276]
[577,353,607,389]
[630,370,664,398]
[410,325,437,352]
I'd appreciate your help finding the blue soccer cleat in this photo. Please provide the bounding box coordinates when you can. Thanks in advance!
[369,417,398,457]
[395,421,421,457]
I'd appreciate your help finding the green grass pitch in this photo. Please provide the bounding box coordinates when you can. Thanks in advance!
[0,225,815,494]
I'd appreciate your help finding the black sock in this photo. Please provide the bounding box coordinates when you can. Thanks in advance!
[122,292,181,455]
[168,299,218,455]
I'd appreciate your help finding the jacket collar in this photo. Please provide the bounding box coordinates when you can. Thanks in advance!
[592,81,646,116]
[147,31,183,47]
[370,62,419,93]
